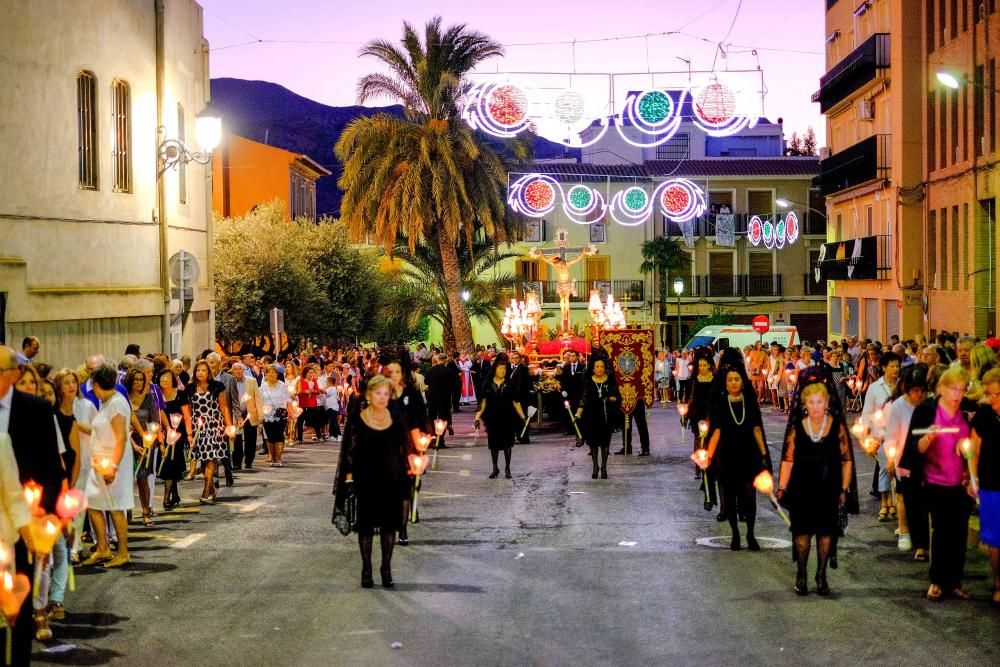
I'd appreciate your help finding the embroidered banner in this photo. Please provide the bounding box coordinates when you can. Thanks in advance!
[596,328,655,415]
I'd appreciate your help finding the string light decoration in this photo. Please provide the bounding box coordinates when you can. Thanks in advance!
[563,184,607,224]
[463,74,759,146]
[747,213,800,249]
[656,178,706,223]
[609,186,653,227]
[508,174,607,223]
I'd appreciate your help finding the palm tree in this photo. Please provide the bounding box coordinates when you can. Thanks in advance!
[336,17,525,352]
[639,236,686,347]
[388,235,522,350]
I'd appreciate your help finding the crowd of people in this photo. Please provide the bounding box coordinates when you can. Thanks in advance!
[1,328,998,663]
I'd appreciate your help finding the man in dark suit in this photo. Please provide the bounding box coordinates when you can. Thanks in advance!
[508,351,533,443]
[0,346,65,665]
[556,350,585,437]
[470,351,491,396]
[424,354,452,448]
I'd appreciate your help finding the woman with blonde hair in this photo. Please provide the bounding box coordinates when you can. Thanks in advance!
[900,366,975,601]
[970,367,1000,605]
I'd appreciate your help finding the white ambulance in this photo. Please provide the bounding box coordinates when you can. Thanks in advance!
[684,324,799,351]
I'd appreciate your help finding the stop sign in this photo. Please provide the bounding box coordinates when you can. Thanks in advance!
[751,315,770,335]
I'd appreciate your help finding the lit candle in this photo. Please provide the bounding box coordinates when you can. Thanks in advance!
[752,470,774,495]
[0,541,11,572]
[226,425,238,439]
[850,419,866,438]
[55,489,87,523]
[416,434,430,453]
[690,449,709,470]
[169,413,183,429]
[2,571,10,593]
[434,419,447,436]
[698,420,709,439]
[22,482,42,514]
[147,422,160,436]
[678,403,688,417]
[862,437,879,456]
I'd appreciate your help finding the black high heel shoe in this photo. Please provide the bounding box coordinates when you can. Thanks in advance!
[747,535,760,551]
[488,469,499,479]
[380,565,394,588]
[794,573,809,596]
[592,469,598,479]
[600,469,608,479]
[361,566,374,588]
[815,574,830,596]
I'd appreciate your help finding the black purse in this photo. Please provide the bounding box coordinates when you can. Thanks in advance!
[332,486,357,536]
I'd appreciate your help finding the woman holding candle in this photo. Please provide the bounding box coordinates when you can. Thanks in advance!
[474,358,526,479]
[83,363,134,568]
[862,352,901,522]
[900,367,974,601]
[970,368,1000,606]
[705,365,769,551]
[126,368,162,526]
[284,361,301,446]
[336,375,411,588]
[155,369,190,510]
[777,373,855,595]
[688,352,717,505]
[884,364,929,557]
[185,360,232,505]
[575,356,620,480]
[383,351,427,545]
[260,364,291,467]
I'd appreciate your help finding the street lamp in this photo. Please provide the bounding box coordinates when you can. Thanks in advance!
[673,277,684,349]
[157,103,223,178]
[936,71,963,89]
[461,290,471,302]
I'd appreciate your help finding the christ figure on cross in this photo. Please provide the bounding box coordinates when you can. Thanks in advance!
[529,228,596,335]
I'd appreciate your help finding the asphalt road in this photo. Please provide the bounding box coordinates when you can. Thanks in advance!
[32,403,999,666]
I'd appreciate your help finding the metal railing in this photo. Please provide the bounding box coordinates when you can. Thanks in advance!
[803,273,828,296]
[812,33,890,112]
[815,133,891,195]
[680,274,784,298]
[517,279,645,304]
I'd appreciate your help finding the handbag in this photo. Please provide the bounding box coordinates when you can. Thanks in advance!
[332,482,357,536]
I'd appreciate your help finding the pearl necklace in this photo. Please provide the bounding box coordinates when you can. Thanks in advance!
[728,395,745,425]
[806,415,827,442]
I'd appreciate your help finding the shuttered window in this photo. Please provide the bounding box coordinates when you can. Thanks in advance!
[77,71,98,189]
[111,79,132,193]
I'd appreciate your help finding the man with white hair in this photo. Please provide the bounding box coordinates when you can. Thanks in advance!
[80,354,129,407]
[228,362,263,470]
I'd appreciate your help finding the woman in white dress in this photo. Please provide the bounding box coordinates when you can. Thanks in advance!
[82,363,134,568]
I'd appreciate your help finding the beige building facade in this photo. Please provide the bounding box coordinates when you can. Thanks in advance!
[0,0,215,367]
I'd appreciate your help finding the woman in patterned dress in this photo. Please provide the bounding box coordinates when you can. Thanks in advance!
[185,359,232,505]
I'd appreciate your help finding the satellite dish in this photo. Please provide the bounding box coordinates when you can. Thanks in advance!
[168,250,200,286]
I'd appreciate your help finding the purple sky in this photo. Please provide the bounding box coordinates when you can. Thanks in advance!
[201,0,826,144]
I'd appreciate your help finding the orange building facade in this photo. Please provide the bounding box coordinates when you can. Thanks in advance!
[211,133,331,221]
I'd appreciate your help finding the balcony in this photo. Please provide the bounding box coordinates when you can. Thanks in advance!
[812,33,889,113]
[803,273,828,296]
[517,279,645,304]
[681,274,784,298]
[662,213,750,239]
[814,134,890,196]
[816,235,892,281]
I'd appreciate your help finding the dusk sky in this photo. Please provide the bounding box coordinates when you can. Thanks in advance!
[201,0,827,143]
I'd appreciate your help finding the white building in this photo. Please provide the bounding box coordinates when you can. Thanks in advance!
[0,0,216,366]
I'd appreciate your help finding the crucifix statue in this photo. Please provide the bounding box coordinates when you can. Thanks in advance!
[529,227,597,336]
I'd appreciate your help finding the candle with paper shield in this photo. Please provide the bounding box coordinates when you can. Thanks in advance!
[170,413,182,429]
[1,569,31,660]
[55,489,87,592]
[563,400,583,440]
[697,420,709,447]
[408,452,431,523]
[752,471,791,526]
[861,437,879,457]
[22,482,42,516]
[28,515,61,597]
[959,438,979,495]
[431,419,447,470]
[690,448,709,470]
[520,406,538,439]
[850,418,866,439]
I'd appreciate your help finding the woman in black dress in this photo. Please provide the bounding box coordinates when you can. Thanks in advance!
[185,360,232,505]
[383,349,428,545]
[575,357,620,479]
[474,358,527,479]
[155,368,191,510]
[777,375,855,596]
[336,375,412,588]
[705,367,768,551]
[688,351,718,511]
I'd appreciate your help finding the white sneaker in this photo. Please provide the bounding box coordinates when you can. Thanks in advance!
[897,534,912,551]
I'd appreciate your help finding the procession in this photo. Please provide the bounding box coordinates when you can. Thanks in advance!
[4,0,1000,664]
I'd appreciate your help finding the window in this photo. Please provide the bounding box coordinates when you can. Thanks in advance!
[927,0,936,53]
[951,89,960,163]
[939,0,946,43]
[177,104,186,204]
[290,170,316,221]
[836,213,843,241]
[975,65,985,157]
[940,207,949,289]
[655,133,689,160]
[940,85,948,166]
[77,71,98,190]
[515,259,544,282]
[747,190,773,217]
[963,85,969,160]
[963,0,969,31]
[830,296,843,334]
[952,205,960,289]
[928,209,937,286]
[990,59,996,153]
[951,0,958,39]
[928,91,937,171]
[748,252,773,276]
[964,203,971,289]
[845,298,860,337]
[111,79,132,193]
[865,204,874,236]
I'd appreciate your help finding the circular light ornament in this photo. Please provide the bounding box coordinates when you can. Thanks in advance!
[784,211,799,245]
[616,89,683,147]
[689,81,756,137]
[747,216,763,246]
[609,186,653,226]
[775,217,787,250]
[553,90,586,126]
[653,178,707,223]
[508,174,560,217]
[562,184,607,224]
[762,218,776,249]
[488,84,529,127]
[464,82,532,138]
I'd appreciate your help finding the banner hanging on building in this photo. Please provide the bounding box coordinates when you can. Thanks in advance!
[816,235,879,281]
[596,328,655,415]
[715,214,736,247]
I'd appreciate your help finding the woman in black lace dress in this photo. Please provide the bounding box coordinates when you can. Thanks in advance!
[687,351,718,511]
[474,358,526,479]
[575,357,620,480]
[777,375,855,596]
[383,349,427,546]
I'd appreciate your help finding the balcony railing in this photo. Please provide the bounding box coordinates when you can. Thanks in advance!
[816,235,892,281]
[812,33,889,112]
[814,134,890,195]
[517,279,645,304]
[676,274,784,298]
[803,273,828,296]
[662,213,751,239]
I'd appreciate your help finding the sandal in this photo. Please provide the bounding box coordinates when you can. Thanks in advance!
[926,584,943,601]
[142,510,155,527]
[950,587,973,600]
[81,550,113,567]
[888,507,897,520]
[877,507,889,522]
[103,553,131,568]
[914,550,928,562]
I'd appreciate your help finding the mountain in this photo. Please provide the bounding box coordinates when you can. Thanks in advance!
[210,78,575,217]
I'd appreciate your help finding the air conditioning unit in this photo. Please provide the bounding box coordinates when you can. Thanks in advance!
[859,99,874,120]
[819,147,832,159]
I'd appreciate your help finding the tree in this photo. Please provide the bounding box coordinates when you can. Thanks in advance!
[785,132,803,156]
[213,201,402,346]
[388,234,522,350]
[690,306,738,336]
[639,236,686,347]
[801,126,818,156]
[336,17,527,352]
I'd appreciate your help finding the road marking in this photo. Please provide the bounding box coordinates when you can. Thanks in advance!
[170,533,206,549]
[242,476,329,486]
[458,470,470,477]
[617,541,638,547]
[568,491,587,495]
[129,532,179,542]
[462,453,473,461]
[233,500,265,513]
[278,462,338,468]
[427,470,460,475]
[419,492,466,499]
[342,629,382,636]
